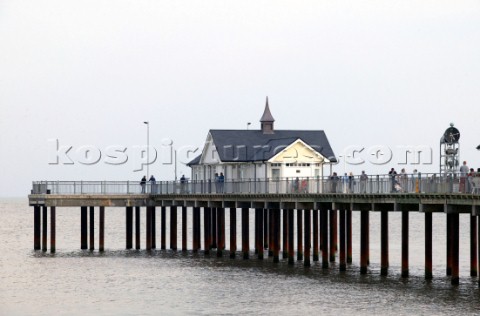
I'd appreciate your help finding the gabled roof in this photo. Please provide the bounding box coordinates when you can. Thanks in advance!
[188,129,337,165]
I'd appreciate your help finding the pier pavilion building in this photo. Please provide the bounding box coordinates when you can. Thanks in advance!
[188,99,337,182]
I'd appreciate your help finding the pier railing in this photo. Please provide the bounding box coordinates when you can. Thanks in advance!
[31,173,480,195]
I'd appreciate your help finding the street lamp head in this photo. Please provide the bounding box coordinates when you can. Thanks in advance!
[476,144,480,150]
[144,121,149,125]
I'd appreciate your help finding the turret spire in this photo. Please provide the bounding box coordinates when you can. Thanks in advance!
[260,96,275,134]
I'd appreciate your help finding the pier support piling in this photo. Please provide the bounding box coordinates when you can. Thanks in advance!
[282,209,288,259]
[82,206,88,250]
[304,209,311,267]
[42,206,47,251]
[217,208,225,257]
[263,209,268,250]
[242,208,249,259]
[339,209,346,271]
[152,207,156,249]
[347,209,352,264]
[135,206,141,249]
[273,209,280,263]
[452,213,460,285]
[182,206,187,251]
[192,207,200,252]
[146,206,152,251]
[257,209,264,260]
[381,210,389,276]
[297,209,303,261]
[230,208,236,259]
[99,206,105,252]
[161,207,166,250]
[360,210,368,274]
[170,206,177,250]
[401,211,409,278]
[321,209,329,269]
[425,212,433,279]
[204,207,211,255]
[447,213,452,276]
[50,206,56,253]
[288,209,294,265]
[89,206,94,250]
[34,206,40,250]
[313,210,319,262]
[212,208,217,249]
[471,215,478,277]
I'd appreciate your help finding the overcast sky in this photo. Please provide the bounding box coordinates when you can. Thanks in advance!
[1,1,479,197]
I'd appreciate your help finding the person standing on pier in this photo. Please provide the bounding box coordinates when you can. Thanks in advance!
[180,174,187,193]
[460,161,469,193]
[149,175,156,194]
[140,175,147,193]
[388,168,397,193]
[218,172,225,193]
[359,171,368,193]
[330,172,339,193]
[214,173,219,193]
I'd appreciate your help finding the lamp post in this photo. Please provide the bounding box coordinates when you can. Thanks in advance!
[144,121,149,180]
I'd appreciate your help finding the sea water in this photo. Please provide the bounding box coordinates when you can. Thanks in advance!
[1,198,479,315]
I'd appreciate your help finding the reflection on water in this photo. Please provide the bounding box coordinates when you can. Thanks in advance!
[1,198,480,315]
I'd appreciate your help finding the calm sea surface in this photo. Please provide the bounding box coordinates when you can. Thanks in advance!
[1,198,480,315]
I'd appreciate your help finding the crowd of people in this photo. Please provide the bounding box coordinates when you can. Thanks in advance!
[137,163,480,194]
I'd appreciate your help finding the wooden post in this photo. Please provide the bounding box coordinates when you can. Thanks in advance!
[161,206,166,250]
[446,213,452,276]
[321,209,329,269]
[192,207,200,252]
[304,209,311,267]
[254,209,259,255]
[99,206,105,252]
[283,209,288,259]
[346,209,352,264]
[425,212,433,279]
[242,208,249,259]
[82,206,88,250]
[297,209,303,261]
[263,209,268,250]
[257,209,264,260]
[135,206,141,249]
[182,206,187,251]
[34,206,41,250]
[339,209,346,271]
[42,206,47,251]
[204,207,211,255]
[89,206,94,250]
[288,209,294,265]
[381,210,389,276]
[212,207,217,249]
[152,207,156,249]
[50,206,56,253]
[230,208,236,259]
[217,208,225,257]
[401,211,409,278]
[268,209,273,257]
[313,209,319,262]
[452,213,460,285]
[329,209,336,262]
[170,206,177,250]
[360,210,368,274]
[146,206,152,251]
[471,215,478,277]
[273,209,280,263]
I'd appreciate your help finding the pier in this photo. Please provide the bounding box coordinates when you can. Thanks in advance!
[29,175,480,286]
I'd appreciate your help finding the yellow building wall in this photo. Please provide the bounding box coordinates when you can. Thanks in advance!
[270,141,324,163]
